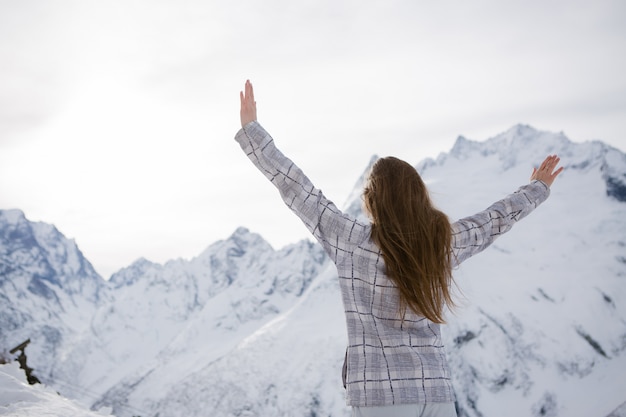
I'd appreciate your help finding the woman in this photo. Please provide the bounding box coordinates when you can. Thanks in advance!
[235,80,563,417]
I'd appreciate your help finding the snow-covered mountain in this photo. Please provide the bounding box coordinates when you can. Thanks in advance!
[52,227,330,416]
[0,209,107,379]
[1,124,625,417]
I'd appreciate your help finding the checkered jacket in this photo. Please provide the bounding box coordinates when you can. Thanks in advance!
[235,121,550,406]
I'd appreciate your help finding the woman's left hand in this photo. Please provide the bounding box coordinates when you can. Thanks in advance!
[240,80,257,127]
[530,155,564,187]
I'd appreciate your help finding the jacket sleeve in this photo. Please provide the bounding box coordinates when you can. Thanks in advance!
[234,121,366,261]
[451,180,550,266]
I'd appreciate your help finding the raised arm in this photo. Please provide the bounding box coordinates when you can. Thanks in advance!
[451,155,563,266]
[235,80,367,260]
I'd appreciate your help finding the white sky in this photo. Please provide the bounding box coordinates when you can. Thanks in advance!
[1,0,625,279]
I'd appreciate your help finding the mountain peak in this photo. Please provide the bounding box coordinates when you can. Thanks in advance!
[230,226,254,243]
[0,209,104,301]
[449,135,483,159]
[225,226,272,252]
[109,257,160,288]
[0,208,27,225]
[449,124,572,163]
[504,123,541,137]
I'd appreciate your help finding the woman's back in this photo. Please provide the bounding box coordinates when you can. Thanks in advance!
[236,79,562,415]
[334,221,455,406]
[235,118,551,407]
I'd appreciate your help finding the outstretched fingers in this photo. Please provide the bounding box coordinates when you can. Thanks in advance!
[544,155,563,176]
[531,155,564,187]
[239,79,257,127]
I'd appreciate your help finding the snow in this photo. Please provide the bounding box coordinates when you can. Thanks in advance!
[0,363,115,417]
[2,124,625,417]
[0,209,26,225]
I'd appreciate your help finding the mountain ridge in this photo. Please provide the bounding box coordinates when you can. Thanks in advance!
[417,123,626,202]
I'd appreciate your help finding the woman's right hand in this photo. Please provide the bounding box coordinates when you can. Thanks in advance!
[530,155,564,187]
[240,79,257,127]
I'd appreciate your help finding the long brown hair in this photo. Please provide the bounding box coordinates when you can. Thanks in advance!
[364,156,455,324]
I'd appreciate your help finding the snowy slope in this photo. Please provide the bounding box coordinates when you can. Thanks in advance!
[2,124,625,417]
[0,363,115,417]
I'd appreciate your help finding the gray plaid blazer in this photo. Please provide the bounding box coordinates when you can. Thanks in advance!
[235,121,550,407]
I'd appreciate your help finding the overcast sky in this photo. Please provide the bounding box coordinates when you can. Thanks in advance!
[1,0,625,279]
